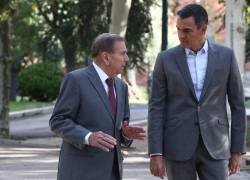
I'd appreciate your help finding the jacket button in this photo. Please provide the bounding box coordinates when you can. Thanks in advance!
[197,105,200,111]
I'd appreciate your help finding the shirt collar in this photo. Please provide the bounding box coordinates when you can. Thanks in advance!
[92,62,109,83]
[185,40,208,56]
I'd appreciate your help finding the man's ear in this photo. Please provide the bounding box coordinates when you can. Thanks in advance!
[101,52,110,65]
[201,24,207,34]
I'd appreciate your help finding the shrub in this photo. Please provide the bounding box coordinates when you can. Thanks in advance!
[18,63,64,102]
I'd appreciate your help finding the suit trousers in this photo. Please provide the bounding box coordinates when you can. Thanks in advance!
[165,136,229,180]
[109,151,120,180]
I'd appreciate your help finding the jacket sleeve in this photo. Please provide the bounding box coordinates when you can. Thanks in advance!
[120,83,133,147]
[227,50,247,154]
[148,53,167,155]
[49,73,90,150]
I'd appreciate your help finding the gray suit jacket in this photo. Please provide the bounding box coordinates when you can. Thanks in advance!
[148,42,246,161]
[50,64,131,180]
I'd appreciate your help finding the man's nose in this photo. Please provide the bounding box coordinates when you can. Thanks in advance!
[125,54,129,63]
[178,31,185,39]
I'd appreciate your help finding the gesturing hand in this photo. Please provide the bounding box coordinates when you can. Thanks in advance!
[89,131,117,152]
[121,121,146,140]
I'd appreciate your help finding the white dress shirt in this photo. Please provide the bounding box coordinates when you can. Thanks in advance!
[150,40,208,156]
[84,62,115,144]
[185,40,208,100]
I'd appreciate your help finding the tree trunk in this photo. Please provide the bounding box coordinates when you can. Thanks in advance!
[109,0,132,79]
[109,0,142,104]
[161,0,168,51]
[225,0,246,74]
[109,0,132,37]
[60,36,78,72]
[0,20,11,138]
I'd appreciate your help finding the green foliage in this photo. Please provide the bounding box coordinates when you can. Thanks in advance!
[125,0,153,73]
[4,0,153,73]
[247,0,250,6]
[11,1,63,73]
[78,0,111,56]
[11,1,42,71]
[246,6,250,24]
[10,98,54,112]
[34,0,111,71]
[35,0,81,38]
[246,1,250,62]
[246,28,250,62]
[0,0,17,21]
[18,63,64,102]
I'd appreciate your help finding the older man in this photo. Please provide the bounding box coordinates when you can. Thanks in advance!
[50,33,145,180]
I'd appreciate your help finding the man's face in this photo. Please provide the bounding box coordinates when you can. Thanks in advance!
[106,41,129,76]
[176,16,206,51]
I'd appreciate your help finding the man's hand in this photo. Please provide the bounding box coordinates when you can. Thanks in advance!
[121,121,146,140]
[228,153,242,176]
[150,155,166,179]
[89,131,117,152]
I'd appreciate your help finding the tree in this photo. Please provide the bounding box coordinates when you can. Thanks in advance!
[78,0,111,65]
[0,0,15,137]
[10,1,64,100]
[225,0,246,73]
[109,0,153,100]
[11,1,64,65]
[245,0,250,63]
[125,0,153,101]
[109,0,133,85]
[161,0,168,51]
[125,0,153,73]
[109,0,132,37]
[35,0,111,72]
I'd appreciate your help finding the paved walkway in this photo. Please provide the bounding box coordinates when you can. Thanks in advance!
[1,105,250,179]
[1,142,249,180]
[1,134,250,180]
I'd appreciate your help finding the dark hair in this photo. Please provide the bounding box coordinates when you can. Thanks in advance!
[177,4,208,28]
[91,33,124,58]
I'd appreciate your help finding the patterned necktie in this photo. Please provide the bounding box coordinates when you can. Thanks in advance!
[106,78,117,118]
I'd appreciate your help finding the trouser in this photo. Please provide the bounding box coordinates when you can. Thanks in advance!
[166,137,229,180]
[109,151,120,180]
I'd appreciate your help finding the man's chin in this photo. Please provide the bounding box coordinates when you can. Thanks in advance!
[180,43,188,48]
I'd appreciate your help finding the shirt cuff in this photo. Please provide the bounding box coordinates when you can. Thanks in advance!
[150,153,163,157]
[122,132,132,140]
[84,132,92,145]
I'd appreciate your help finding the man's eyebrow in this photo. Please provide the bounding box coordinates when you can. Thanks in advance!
[176,26,192,29]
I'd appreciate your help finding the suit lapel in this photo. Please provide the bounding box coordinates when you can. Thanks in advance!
[174,46,198,102]
[199,43,217,102]
[86,64,114,121]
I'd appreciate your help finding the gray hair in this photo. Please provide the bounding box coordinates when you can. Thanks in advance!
[91,33,124,58]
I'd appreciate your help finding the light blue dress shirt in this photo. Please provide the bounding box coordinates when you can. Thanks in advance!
[150,41,209,157]
[185,40,208,100]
